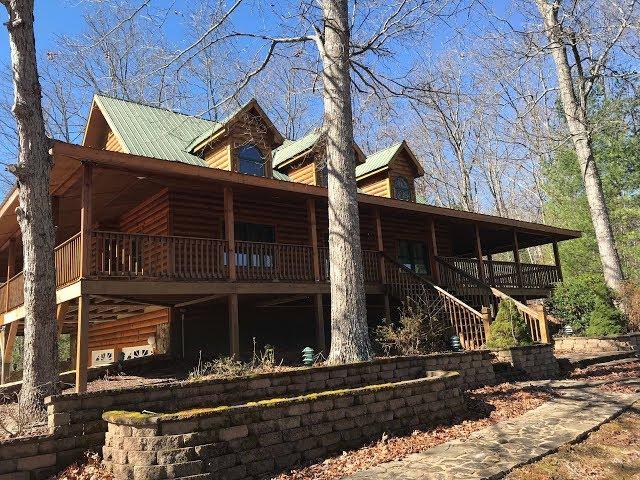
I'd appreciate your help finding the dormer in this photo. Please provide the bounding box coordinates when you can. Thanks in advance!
[272,129,366,186]
[82,95,285,179]
[187,99,284,178]
[356,142,424,201]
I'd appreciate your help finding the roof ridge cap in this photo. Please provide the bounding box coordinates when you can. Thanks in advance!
[94,93,220,124]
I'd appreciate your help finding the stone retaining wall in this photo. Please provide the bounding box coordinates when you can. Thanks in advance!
[1,352,494,479]
[45,352,494,453]
[554,333,640,354]
[492,344,560,380]
[102,371,463,480]
[0,431,103,480]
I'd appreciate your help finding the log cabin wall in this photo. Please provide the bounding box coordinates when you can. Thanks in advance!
[204,143,231,170]
[287,160,317,185]
[87,308,170,363]
[434,221,454,257]
[227,109,276,178]
[118,189,170,235]
[105,129,124,152]
[359,172,391,198]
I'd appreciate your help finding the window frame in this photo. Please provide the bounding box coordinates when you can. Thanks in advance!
[237,144,267,177]
[392,175,413,201]
[397,239,430,275]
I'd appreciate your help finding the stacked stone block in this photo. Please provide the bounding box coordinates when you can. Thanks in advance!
[492,344,560,380]
[1,352,495,479]
[554,333,640,354]
[102,372,464,480]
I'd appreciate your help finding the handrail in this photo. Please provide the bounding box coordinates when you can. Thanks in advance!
[383,253,487,349]
[436,256,549,343]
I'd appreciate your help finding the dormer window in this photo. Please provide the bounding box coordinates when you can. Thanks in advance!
[238,144,266,177]
[393,176,412,201]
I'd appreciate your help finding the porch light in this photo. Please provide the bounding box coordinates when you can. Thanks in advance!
[302,347,314,366]
[451,336,462,351]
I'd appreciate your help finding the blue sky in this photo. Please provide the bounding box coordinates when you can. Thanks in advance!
[0,0,509,73]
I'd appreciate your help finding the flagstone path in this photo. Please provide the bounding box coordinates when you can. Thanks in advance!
[344,382,640,480]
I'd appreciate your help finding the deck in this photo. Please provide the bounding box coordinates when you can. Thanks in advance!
[0,230,561,319]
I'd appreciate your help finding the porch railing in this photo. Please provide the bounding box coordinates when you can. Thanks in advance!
[91,231,227,280]
[235,241,313,281]
[0,233,82,314]
[317,247,380,284]
[439,256,560,289]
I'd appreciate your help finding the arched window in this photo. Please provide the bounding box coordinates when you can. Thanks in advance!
[393,176,412,201]
[238,144,266,177]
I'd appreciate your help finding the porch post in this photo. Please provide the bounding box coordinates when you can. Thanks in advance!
[532,304,551,343]
[383,294,391,322]
[487,254,495,284]
[374,208,385,283]
[313,294,325,352]
[307,199,320,282]
[5,238,15,312]
[0,322,17,384]
[374,209,391,321]
[512,229,523,288]
[474,224,485,283]
[75,295,90,393]
[552,241,563,282]
[80,163,93,278]
[428,218,440,283]
[224,187,236,281]
[228,293,239,357]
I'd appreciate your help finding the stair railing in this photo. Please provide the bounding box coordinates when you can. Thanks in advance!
[382,253,488,349]
[435,256,550,343]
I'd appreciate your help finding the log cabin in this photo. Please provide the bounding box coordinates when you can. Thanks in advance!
[0,95,580,392]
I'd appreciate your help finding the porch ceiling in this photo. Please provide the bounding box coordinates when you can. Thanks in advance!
[0,142,580,266]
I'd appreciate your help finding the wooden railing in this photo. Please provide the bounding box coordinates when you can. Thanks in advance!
[317,247,380,284]
[436,256,550,343]
[384,254,488,350]
[55,233,81,287]
[0,234,82,314]
[235,241,313,281]
[6,272,23,311]
[91,231,227,280]
[491,288,549,343]
[440,256,560,289]
[436,257,497,315]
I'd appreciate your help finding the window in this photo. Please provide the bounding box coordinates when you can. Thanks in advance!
[234,222,276,268]
[393,176,412,201]
[397,240,429,274]
[237,144,266,176]
[317,162,328,187]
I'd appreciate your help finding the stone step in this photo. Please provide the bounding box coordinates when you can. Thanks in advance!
[174,475,213,480]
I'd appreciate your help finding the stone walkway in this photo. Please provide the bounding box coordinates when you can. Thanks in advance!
[344,383,640,480]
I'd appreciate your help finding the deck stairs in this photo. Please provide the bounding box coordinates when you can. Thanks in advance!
[382,255,550,348]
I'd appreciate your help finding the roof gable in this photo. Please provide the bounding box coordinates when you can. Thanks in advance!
[272,129,367,169]
[87,94,215,167]
[187,99,284,153]
[356,141,424,179]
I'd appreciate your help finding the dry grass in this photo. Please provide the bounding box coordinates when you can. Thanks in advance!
[507,405,640,480]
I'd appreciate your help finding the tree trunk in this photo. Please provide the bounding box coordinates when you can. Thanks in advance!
[536,0,625,292]
[3,0,58,412]
[320,0,373,363]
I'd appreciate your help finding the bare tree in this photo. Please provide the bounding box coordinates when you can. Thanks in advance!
[1,0,58,412]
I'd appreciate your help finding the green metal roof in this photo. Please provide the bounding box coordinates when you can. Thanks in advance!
[272,129,321,168]
[355,142,403,178]
[94,94,219,167]
[93,95,293,181]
